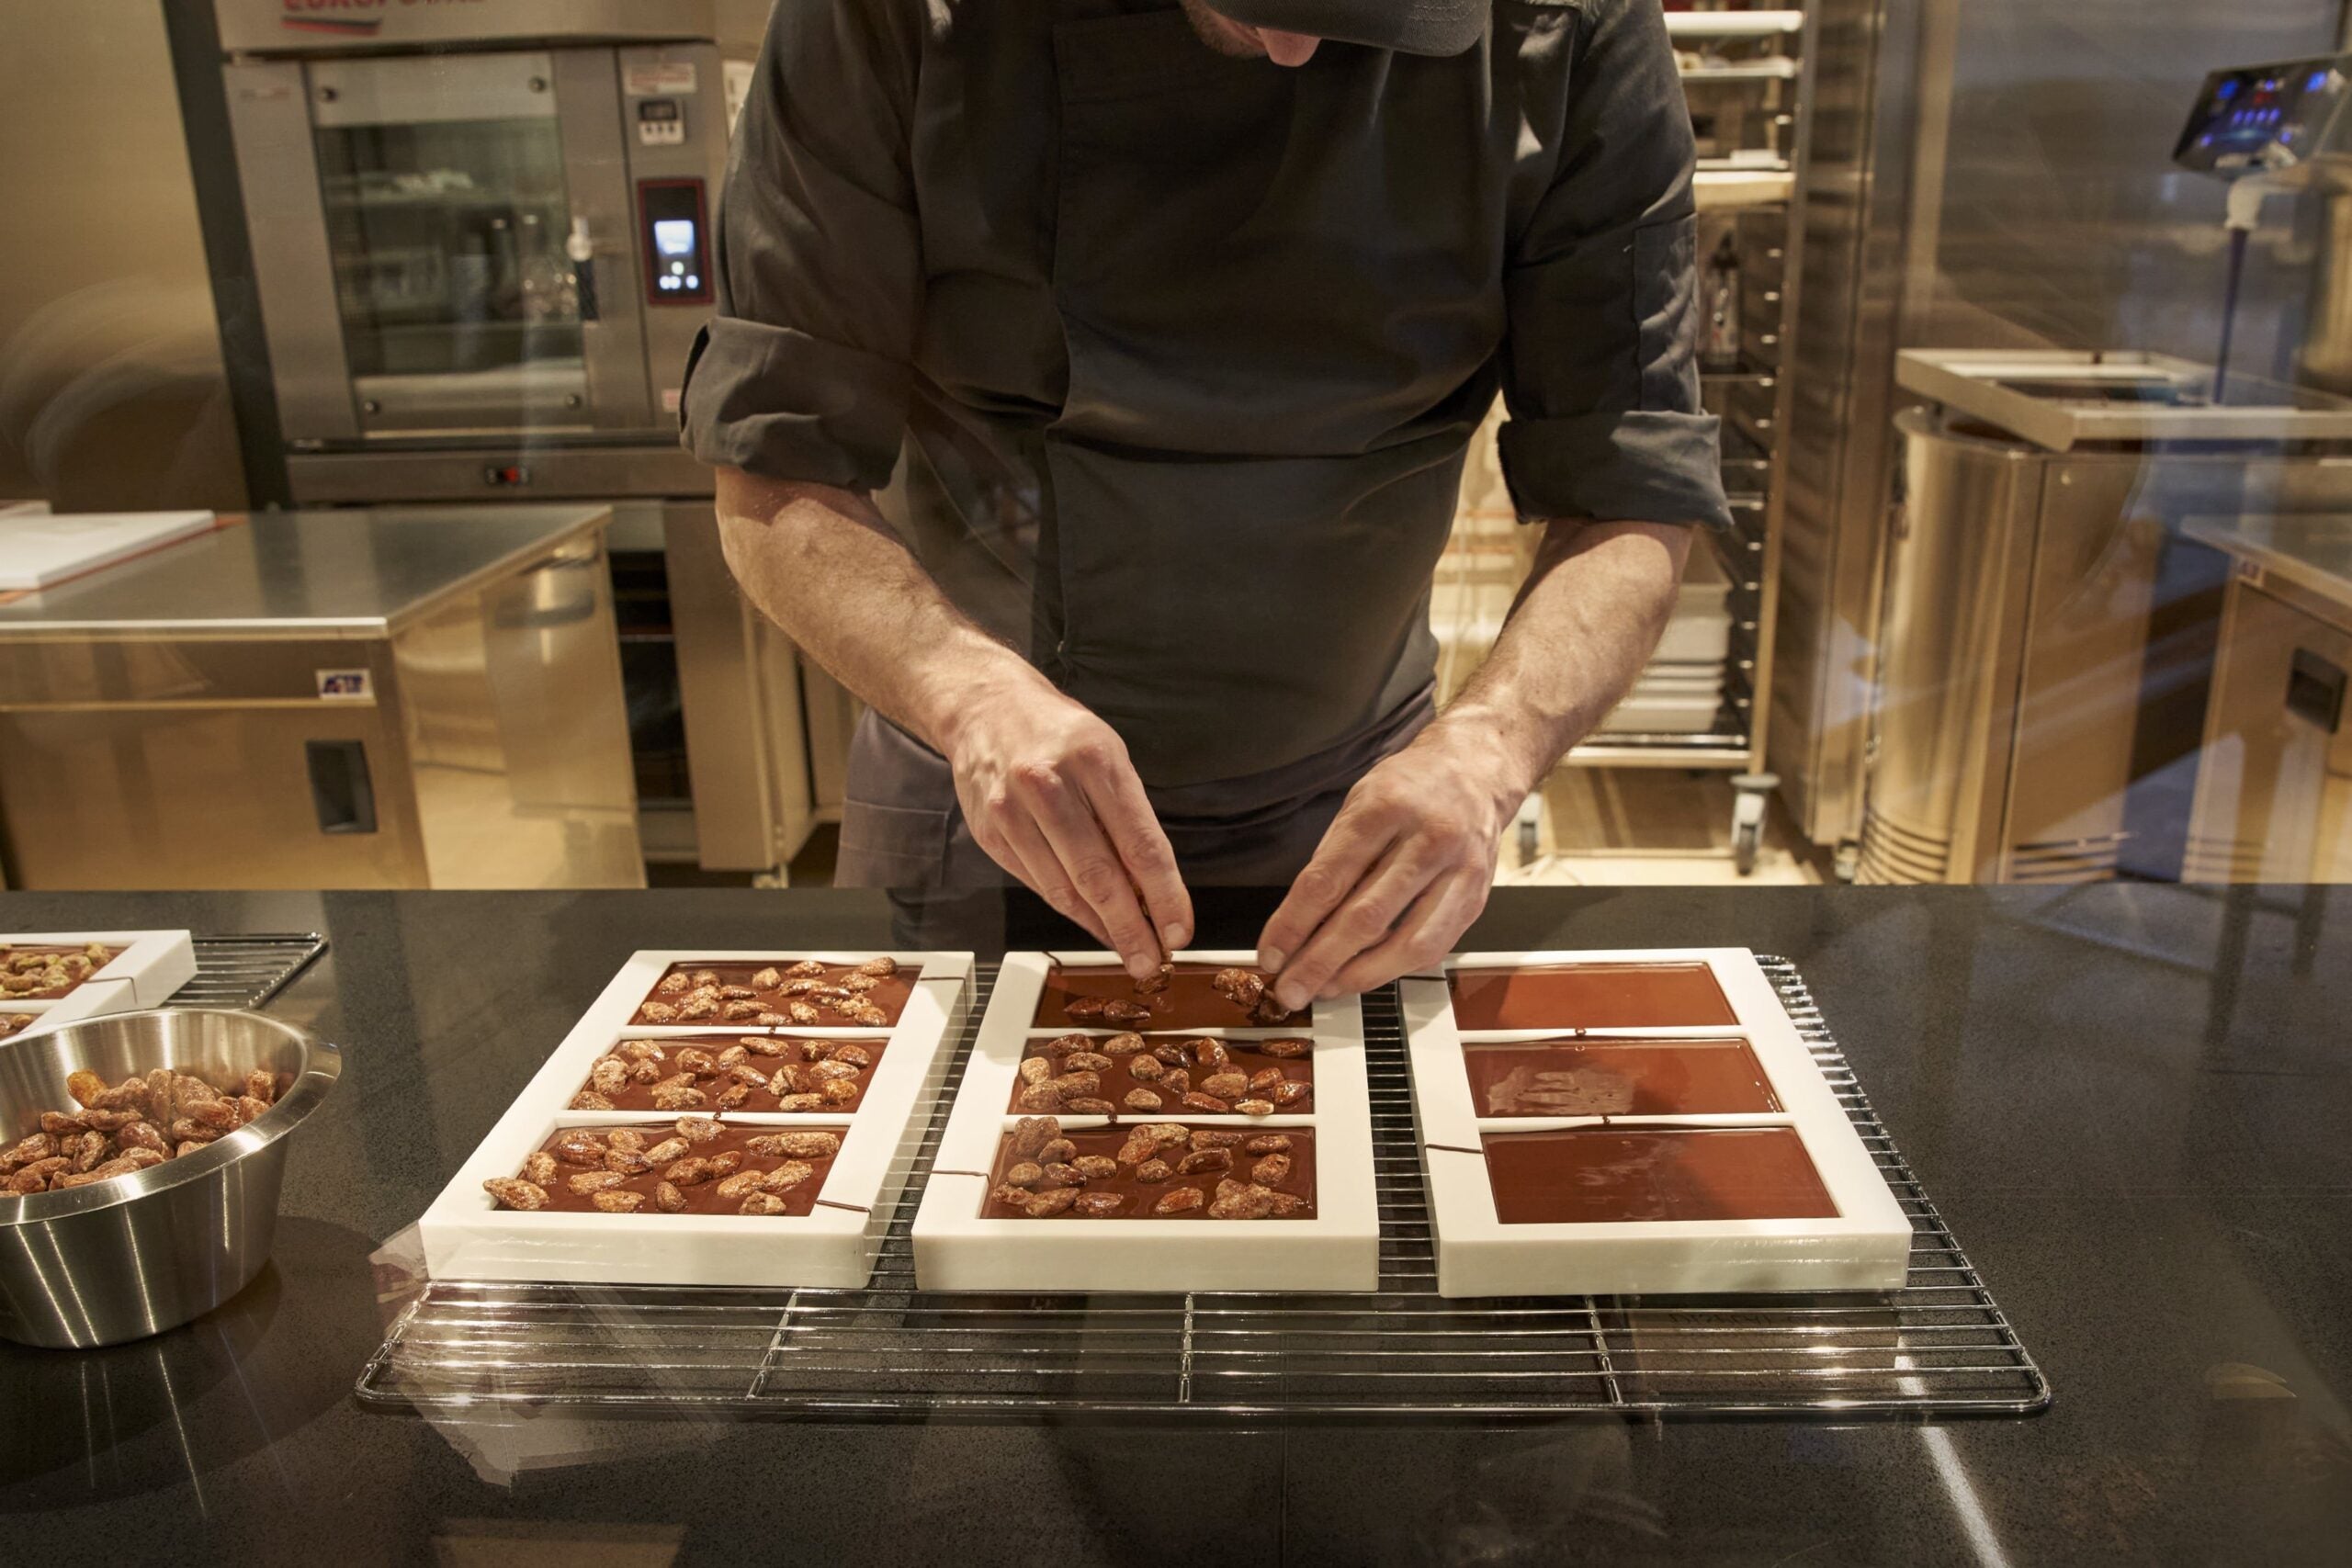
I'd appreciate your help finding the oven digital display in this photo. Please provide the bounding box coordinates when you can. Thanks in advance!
[638,180,711,305]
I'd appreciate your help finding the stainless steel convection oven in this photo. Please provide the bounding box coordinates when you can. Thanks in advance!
[205,0,849,878]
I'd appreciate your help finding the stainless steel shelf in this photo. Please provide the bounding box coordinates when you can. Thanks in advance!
[1666,8,1805,39]
[1681,61,1802,84]
[1897,349,2352,451]
[1695,170,1796,210]
[1566,738,1754,768]
[356,960,2051,1421]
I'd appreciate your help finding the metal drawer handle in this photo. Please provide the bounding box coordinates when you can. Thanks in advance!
[2287,649,2346,733]
[306,739,378,835]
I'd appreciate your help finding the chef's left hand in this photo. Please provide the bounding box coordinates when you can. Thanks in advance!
[1256,719,1523,1010]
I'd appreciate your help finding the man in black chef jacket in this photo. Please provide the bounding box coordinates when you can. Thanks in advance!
[684,0,1732,1010]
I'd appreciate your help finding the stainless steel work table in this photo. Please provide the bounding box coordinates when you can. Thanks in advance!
[2,883,2346,1565]
[2185,512,2352,616]
[2177,513,2352,886]
[0,505,611,637]
[0,507,643,889]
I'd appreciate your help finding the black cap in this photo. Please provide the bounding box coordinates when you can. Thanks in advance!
[1204,0,1488,58]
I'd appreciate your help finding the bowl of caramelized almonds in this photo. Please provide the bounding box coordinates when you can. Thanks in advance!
[0,1009,340,1348]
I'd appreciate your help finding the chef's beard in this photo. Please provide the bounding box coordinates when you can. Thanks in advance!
[1180,0,1269,57]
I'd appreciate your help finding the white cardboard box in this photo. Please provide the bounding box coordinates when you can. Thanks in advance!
[1403,948,1910,1298]
[3,931,198,1040]
[417,950,972,1290]
[912,951,1380,1292]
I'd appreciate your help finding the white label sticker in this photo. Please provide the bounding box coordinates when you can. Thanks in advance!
[624,62,698,96]
[724,59,755,134]
[317,669,373,701]
[661,387,683,414]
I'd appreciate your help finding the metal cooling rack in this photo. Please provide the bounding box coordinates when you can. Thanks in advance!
[356,957,2051,1420]
[184,933,327,1010]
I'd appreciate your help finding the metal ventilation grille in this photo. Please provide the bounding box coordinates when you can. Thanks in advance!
[1857,808,1954,885]
[356,958,2050,1420]
[181,934,328,1010]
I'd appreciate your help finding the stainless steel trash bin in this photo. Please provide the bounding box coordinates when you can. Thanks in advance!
[1861,352,2352,884]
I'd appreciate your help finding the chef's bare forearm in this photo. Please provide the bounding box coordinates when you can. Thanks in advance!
[714,466,1193,965]
[713,466,1046,753]
[1255,517,1696,1003]
[1425,519,1694,795]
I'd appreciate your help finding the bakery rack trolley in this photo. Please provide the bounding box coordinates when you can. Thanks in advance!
[1436,7,1813,874]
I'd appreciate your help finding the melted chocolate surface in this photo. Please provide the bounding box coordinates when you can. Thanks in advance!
[1481,1127,1837,1224]
[1449,963,1736,1032]
[1462,1038,1779,1117]
[979,1123,1317,1220]
[1007,1032,1314,1115]
[575,1033,888,1114]
[1035,964,1307,1030]
[514,1121,847,1216]
[629,960,913,1028]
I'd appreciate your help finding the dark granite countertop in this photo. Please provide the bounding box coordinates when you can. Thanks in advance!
[2,885,2346,1566]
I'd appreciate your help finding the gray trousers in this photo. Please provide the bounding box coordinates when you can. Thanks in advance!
[832,687,1437,890]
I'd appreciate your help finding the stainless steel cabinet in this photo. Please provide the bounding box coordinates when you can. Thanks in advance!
[2185,530,2352,883]
[0,509,643,890]
[1860,354,2352,884]
[1862,413,2168,881]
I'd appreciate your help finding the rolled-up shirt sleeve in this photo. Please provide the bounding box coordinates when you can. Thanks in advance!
[1496,0,1732,532]
[681,0,922,491]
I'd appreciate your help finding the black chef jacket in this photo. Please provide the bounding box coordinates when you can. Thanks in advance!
[683,0,1732,795]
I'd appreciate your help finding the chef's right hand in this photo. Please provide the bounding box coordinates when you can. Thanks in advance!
[938,669,1192,978]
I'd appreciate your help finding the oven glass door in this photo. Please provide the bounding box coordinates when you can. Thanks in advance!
[310,51,610,435]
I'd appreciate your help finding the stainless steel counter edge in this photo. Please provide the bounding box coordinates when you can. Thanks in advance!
[2185,513,2352,616]
[0,508,614,642]
[1895,347,2352,449]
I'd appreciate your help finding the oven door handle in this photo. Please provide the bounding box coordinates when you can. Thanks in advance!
[567,217,600,323]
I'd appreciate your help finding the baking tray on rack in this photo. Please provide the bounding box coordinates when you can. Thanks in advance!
[356,958,2051,1421]
[414,951,973,1290]
[1403,949,1913,1298]
[910,951,1377,1293]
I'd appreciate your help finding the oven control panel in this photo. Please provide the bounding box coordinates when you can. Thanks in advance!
[617,42,729,416]
[638,179,711,305]
[637,96,686,147]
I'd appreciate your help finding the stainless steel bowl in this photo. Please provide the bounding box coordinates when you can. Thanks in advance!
[0,1009,340,1348]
